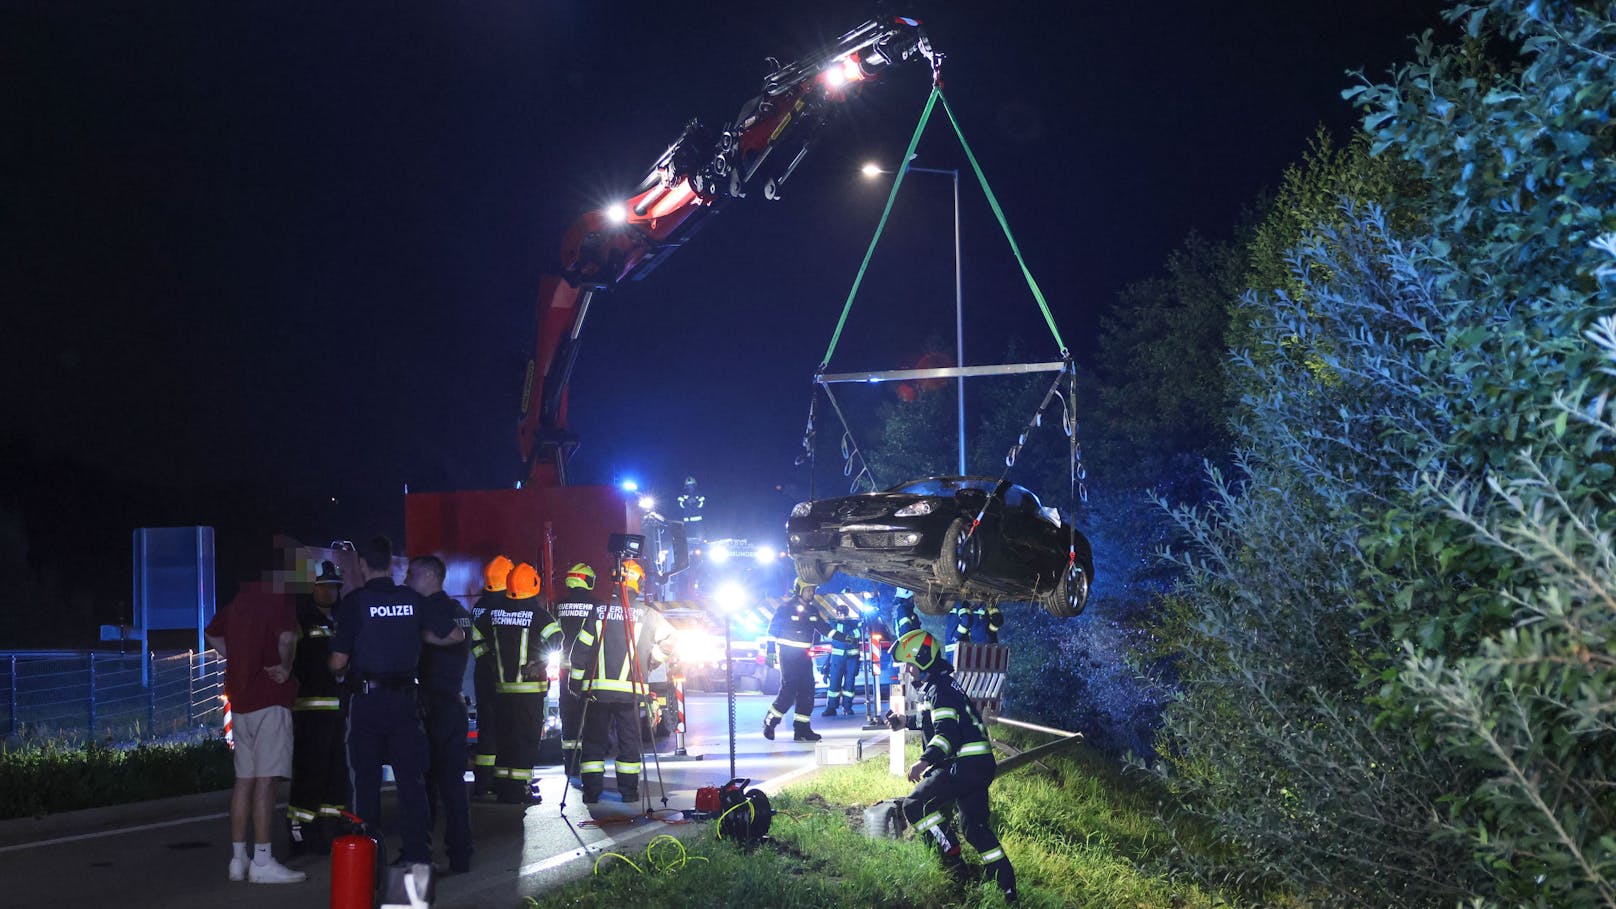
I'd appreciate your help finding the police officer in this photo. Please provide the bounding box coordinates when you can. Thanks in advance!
[552,562,602,782]
[885,629,1017,903]
[763,578,830,742]
[481,561,560,804]
[821,598,862,717]
[572,559,664,804]
[406,555,473,875]
[468,555,512,796]
[286,559,348,856]
[327,536,463,866]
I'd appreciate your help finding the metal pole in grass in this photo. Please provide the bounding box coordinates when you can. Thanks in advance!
[146,651,156,738]
[7,655,16,738]
[87,653,97,740]
[725,613,736,781]
[186,650,194,729]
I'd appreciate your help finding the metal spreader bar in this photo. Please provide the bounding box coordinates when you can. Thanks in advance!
[818,361,1066,384]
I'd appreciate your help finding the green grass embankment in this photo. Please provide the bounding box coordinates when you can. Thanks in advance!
[527,727,1284,908]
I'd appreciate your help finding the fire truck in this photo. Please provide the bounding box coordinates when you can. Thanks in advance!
[400,16,939,682]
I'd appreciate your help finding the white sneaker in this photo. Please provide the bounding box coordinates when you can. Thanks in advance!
[247,857,307,884]
[228,856,247,882]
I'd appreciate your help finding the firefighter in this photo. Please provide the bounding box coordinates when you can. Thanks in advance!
[884,629,1018,903]
[763,578,830,742]
[553,562,601,783]
[572,560,661,804]
[944,600,984,662]
[468,555,512,796]
[482,561,560,805]
[406,554,473,874]
[625,560,676,742]
[892,588,921,640]
[983,601,1004,644]
[821,597,862,717]
[286,559,348,856]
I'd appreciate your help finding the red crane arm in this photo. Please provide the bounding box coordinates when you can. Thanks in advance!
[517,16,937,487]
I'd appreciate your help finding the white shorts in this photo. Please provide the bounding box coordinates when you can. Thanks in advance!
[232,705,293,779]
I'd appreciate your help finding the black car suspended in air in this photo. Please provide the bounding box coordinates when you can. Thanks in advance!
[786,476,1092,618]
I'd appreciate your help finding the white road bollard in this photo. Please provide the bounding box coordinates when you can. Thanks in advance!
[889,686,905,776]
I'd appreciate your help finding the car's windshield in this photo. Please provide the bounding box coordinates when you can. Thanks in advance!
[887,477,998,496]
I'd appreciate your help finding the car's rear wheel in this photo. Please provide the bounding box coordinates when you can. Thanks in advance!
[1041,558,1090,618]
[934,518,981,587]
[793,556,837,586]
[915,588,951,616]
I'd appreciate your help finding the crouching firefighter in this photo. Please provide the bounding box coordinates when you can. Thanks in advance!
[885,629,1017,903]
[763,578,830,742]
[476,561,560,804]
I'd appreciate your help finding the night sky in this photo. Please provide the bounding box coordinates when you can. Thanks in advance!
[4,1,1450,583]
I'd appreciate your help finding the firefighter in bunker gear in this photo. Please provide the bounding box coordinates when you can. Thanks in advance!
[287,559,348,855]
[552,562,600,781]
[475,561,560,804]
[885,629,1018,903]
[763,578,830,742]
[571,560,668,804]
[892,588,921,640]
[822,599,862,717]
[468,555,513,796]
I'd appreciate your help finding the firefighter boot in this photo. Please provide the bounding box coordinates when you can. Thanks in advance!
[762,712,781,741]
[792,721,822,743]
[285,817,310,857]
[821,696,839,718]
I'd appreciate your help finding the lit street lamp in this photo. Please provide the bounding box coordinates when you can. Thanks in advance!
[862,159,966,475]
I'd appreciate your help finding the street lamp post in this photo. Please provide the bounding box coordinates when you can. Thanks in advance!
[862,161,966,476]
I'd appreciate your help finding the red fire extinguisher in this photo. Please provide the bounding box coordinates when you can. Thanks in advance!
[330,811,378,909]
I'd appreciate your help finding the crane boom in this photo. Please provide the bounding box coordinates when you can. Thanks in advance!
[517,16,937,487]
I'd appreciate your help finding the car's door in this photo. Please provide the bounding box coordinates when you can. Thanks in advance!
[998,485,1064,586]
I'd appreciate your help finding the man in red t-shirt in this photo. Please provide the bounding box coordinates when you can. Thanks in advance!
[205,558,307,886]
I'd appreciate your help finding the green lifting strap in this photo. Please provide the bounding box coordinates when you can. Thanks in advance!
[816,85,1070,372]
[937,91,1068,358]
[818,86,939,372]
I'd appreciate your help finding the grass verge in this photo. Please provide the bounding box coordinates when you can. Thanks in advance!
[0,737,234,820]
[524,727,1285,908]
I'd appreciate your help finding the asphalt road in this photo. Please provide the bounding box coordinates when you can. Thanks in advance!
[0,693,897,909]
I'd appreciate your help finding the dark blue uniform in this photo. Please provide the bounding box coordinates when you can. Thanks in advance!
[764,596,830,741]
[822,611,862,716]
[418,590,472,872]
[331,577,453,864]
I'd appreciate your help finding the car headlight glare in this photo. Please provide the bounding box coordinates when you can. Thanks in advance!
[791,502,813,517]
[894,500,935,517]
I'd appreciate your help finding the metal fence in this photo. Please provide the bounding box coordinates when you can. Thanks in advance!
[0,650,226,745]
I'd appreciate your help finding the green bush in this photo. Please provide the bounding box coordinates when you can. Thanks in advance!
[1150,1,1616,905]
[0,738,234,820]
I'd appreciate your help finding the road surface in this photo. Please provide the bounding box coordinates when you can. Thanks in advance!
[0,692,896,909]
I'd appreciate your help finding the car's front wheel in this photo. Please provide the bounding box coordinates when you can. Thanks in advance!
[934,518,982,587]
[793,556,837,586]
[1041,558,1090,618]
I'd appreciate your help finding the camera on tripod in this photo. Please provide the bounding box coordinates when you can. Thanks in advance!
[607,532,645,560]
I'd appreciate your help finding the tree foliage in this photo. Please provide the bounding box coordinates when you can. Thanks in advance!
[1151,2,1616,905]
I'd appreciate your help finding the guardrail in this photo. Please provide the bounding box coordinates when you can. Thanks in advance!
[0,650,225,745]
